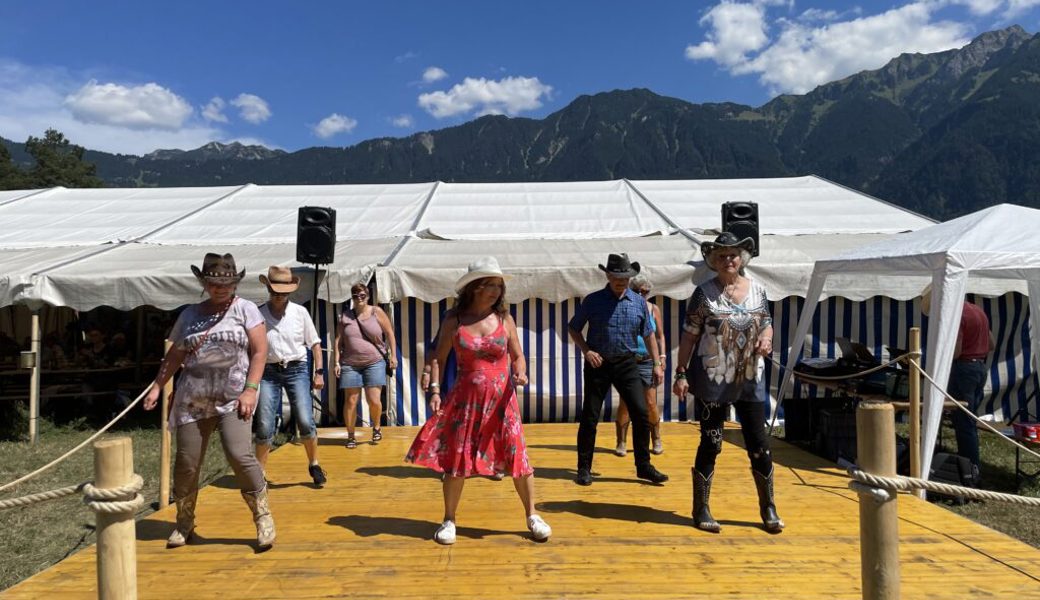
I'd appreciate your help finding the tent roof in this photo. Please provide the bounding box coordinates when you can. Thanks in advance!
[0,176,939,310]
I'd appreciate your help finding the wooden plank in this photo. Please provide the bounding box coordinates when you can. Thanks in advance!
[4,422,1040,599]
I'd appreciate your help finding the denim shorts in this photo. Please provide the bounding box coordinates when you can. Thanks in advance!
[637,358,654,388]
[339,359,387,389]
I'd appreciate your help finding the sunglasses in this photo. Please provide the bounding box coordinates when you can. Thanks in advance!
[717,253,741,262]
[352,291,368,298]
[635,289,650,296]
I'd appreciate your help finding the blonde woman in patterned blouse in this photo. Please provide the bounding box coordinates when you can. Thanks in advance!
[672,232,784,534]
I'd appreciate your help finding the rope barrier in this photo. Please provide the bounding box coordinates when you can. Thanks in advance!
[0,482,87,510]
[83,474,145,514]
[907,358,1040,462]
[767,352,915,382]
[0,382,153,495]
[845,464,1040,506]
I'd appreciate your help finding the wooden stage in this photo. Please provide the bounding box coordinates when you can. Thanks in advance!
[4,422,1040,599]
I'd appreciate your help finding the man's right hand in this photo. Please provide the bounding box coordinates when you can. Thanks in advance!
[585,350,603,368]
[672,377,689,401]
[143,384,161,411]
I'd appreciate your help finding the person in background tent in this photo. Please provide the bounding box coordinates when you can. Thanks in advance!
[143,253,275,550]
[614,273,667,457]
[921,285,995,475]
[253,266,327,488]
[406,256,551,544]
[673,232,783,534]
[569,253,668,486]
[78,325,111,368]
[334,282,397,449]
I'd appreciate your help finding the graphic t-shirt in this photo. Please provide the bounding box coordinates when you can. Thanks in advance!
[169,298,264,426]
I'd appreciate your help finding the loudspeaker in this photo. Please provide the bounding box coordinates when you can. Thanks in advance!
[721,201,759,257]
[296,206,337,264]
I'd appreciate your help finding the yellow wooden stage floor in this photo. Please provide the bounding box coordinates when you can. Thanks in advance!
[4,422,1040,599]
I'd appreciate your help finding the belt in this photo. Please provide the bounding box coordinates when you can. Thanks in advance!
[954,357,986,363]
[601,352,638,362]
[266,359,305,368]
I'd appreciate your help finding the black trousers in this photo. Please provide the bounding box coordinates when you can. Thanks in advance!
[694,399,773,476]
[577,355,651,470]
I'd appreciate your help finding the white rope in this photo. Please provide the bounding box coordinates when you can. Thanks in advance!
[0,482,86,510]
[0,382,154,494]
[908,359,1040,462]
[83,474,145,514]
[846,465,1040,506]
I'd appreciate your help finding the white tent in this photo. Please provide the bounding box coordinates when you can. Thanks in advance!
[780,203,1040,478]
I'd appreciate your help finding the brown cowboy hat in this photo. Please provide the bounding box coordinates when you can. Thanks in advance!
[259,265,301,294]
[191,253,245,285]
[598,253,640,278]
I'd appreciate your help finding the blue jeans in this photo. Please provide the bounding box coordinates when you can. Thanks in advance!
[948,359,987,468]
[255,361,316,446]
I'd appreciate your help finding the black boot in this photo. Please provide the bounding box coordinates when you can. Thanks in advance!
[692,468,721,533]
[752,467,784,533]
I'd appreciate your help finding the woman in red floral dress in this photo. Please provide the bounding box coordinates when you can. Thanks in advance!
[405,256,551,545]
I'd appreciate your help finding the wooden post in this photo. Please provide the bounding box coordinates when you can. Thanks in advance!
[94,436,138,600]
[159,340,173,509]
[28,311,41,444]
[908,327,923,499]
[856,402,900,600]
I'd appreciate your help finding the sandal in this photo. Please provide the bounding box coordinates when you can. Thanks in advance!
[372,429,383,443]
[346,437,357,449]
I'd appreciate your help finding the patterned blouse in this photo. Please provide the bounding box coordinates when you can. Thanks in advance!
[683,277,772,404]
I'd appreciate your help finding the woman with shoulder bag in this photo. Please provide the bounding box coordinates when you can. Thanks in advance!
[334,283,398,448]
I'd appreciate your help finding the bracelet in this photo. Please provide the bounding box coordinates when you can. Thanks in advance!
[427,390,441,397]
[674,373,687,381]
[429,382,440,389]
[244,381,259,390]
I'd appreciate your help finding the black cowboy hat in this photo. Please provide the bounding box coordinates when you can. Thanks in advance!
[700,231,756,263]
[191,253,245,285]
[598,253,641,278]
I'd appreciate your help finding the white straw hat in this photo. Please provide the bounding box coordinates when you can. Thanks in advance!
[455,256,512,293]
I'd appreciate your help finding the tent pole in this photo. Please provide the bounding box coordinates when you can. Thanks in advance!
[908,327,924,499]
[28,310,41,444]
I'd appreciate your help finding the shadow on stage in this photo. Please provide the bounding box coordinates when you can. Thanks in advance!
[328,515,526,541]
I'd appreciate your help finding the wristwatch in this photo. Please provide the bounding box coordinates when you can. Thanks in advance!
[314,368,325,374]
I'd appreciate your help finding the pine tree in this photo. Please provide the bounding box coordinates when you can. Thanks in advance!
[24,129,103,188]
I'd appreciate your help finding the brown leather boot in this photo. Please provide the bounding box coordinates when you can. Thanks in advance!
[241,486,276,550]
[166,491,198,548]
[614,421,629,457]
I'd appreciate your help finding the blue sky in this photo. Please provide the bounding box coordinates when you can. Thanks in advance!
[2,0,1038,155]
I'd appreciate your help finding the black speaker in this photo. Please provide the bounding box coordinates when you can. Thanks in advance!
[296,206,337,264]
[721,201,759,256]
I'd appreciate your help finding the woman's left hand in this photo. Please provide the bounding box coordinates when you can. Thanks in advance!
[238,389,258,419]
[512,372,529,387]
[756,337,773,357]
[389,356,398,370]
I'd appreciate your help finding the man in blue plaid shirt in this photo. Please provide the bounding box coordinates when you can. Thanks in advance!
[569,253,668,486]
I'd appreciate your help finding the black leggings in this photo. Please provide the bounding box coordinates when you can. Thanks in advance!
[694,399,773,476]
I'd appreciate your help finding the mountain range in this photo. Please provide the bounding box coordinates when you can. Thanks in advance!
[4,25,1039,221]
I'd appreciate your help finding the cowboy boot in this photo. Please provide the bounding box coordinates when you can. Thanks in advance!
[692,468,721,533]
[753,467,785,533]
[651,423,664,455]
[166,491,198,548]
[241,486,276,549]
[614,421,629,457]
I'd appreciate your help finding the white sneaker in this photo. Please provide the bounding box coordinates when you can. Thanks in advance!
[614,442,627,457]
[527,514,552,541]
[433,520,456,545]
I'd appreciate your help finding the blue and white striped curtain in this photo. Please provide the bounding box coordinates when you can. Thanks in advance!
[389,293,1035,426]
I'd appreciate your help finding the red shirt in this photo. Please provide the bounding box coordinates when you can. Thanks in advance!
[958,302,990,361]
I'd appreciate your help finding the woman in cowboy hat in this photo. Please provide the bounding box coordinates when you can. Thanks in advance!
[673,232,784,534]
[406,256,551,545]
[334,282,398,448]
[254,266,327,487]
[144,253,276,550]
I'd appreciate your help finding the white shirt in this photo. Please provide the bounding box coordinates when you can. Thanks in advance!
[259,302,321,363]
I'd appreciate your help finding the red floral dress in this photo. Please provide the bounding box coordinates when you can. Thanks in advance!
[405,317,533,478]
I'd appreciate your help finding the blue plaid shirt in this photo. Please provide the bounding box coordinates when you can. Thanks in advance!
[569,286,652,358]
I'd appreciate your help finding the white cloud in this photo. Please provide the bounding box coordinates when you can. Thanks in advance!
[312,113,358,139]
[395,51,419,64]
[422,66,448,83]
[950,0,1004,15]
[418,76,553,118]
[687,2,973,95]
[201,97,228,123]
[391,114,414,128]
[0,59,226,155]
[63,80,193,130]
[231,93,272,124]
[1006,0,1040,16]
